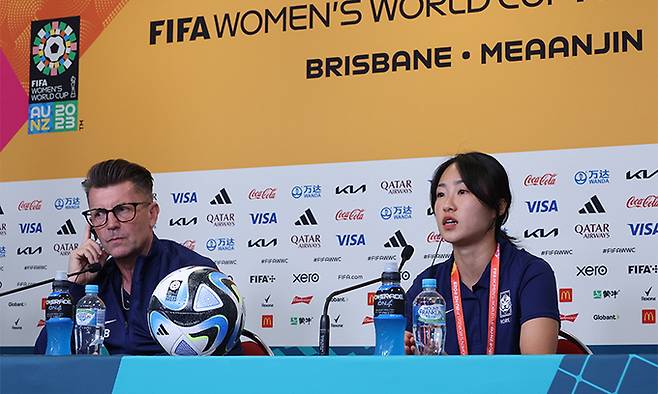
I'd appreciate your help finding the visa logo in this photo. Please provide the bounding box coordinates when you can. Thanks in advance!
[250,212,278,225]
[19,223,43,234]
[628,223,658,236]
[525,200,558,213]
[336,234,366,246]
[171,192,198,204]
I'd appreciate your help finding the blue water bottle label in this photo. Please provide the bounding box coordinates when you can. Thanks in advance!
[76,308,105,326]
[374,285,405,316]
[416,304,446,324]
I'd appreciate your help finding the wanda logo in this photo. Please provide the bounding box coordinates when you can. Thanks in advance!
[426,231,443,243]
[249,188,277,200]
[18,200,43,211]
[626,195,658,209]
[335,209,365,221]
[524,173,557,186]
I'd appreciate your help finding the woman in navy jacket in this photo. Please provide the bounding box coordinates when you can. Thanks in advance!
[405,152,559,355]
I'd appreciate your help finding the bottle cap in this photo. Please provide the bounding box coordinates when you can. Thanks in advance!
[85,284,99,294]
[54,271,68,281]
[422,278,437,289]
[382,261,401,281]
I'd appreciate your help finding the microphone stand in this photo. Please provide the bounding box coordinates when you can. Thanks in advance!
[0,263,101,298]
[318,245,414,356]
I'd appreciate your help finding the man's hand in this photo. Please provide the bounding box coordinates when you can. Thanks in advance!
[405,331,416,355]
[68,225,108,284]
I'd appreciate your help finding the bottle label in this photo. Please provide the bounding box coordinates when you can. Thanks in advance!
[374,285,405,316]
[45,293,73,320]
[416,304,446,325]
[76,308,105,327]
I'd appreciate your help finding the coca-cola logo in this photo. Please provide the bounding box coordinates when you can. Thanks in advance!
[249,188,277,200]
[524,173,557,186]
[18,200,43,211]
[627,195,658,209]
[427,231,444,243]
[335,209,365,221]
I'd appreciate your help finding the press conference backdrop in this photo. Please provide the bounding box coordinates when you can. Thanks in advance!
[0,144,657,350]
[0,0,657,351]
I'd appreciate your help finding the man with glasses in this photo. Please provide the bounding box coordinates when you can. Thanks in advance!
[34,159,237,355]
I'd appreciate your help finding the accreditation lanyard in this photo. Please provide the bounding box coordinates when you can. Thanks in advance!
[450,244,501,355]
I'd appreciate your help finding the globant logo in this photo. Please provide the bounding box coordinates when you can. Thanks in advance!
[574,169,610,185]
[593,313,619,321]
[249,188,277,200]
[291,185,321,199]
[206,238,235,251]
[524,173,557,186]
[54,197,80,210]
[626,195,658,209]
[574,223,610,239]
[380,179,412,194]
[380,206,412,220]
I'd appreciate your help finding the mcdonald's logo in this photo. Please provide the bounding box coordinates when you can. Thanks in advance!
[642,309,656,324]
[367,292,376,306]
[261,314,274,328]
[559,288,573,303]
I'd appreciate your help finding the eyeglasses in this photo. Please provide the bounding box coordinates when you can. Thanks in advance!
[81,202,151,228]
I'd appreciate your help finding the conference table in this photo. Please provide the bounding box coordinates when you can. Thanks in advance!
[1,353,656,393]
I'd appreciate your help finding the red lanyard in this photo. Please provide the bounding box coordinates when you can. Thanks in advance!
[451,244,500,355]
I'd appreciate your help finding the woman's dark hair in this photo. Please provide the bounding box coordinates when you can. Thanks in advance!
[82,159,154,199]
[429,152,513,241]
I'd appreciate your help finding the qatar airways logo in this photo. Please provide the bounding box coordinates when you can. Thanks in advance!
[335,209,365,221]
[380,179,412,194]
[427,231,444,243]
[18,200,43,211]
[524,173,557,186]
[249,188,277,200]
[627,195,658,209]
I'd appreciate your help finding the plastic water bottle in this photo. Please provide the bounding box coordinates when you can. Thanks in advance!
[374,262,406,356]
[75,284,106,355]
[46,271,73,320]
[45,271,73,355]
[412,278,446,355]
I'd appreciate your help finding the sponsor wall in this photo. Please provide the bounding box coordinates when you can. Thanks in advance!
[0,1,656,350]
[0,144,656,348]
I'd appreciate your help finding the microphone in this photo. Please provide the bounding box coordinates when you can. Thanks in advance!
[318,245,414,356]
[0,263,102,298]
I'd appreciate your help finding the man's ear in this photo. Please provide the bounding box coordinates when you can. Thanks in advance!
[149,202,160,227]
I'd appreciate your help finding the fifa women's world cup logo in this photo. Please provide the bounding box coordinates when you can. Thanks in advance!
[32,20,78,76]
